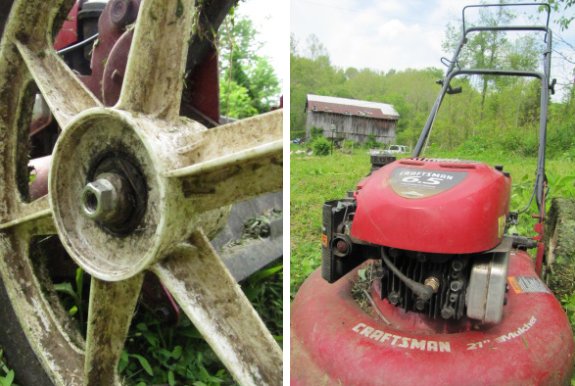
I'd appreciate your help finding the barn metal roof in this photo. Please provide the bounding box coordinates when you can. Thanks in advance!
[306,94,399,120]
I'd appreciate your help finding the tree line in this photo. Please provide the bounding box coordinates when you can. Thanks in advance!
[290,15,575,158]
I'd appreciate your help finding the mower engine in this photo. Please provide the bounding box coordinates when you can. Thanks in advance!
[323,158,512,323]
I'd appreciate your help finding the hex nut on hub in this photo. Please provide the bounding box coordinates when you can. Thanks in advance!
[82,172,131,225]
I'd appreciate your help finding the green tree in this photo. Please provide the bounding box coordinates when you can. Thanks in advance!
[545,0,575,30]
[218,15,280,117]
[290,39,346,133]
[220,80,258,118]
[443,2,514,119]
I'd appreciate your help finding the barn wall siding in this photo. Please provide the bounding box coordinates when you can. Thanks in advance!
[305,111,397,144]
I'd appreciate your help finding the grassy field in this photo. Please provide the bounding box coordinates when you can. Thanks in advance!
[290,144,575,296]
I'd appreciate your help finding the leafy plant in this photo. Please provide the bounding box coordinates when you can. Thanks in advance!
[218,16,280,117]
[312,136,331,156]
[562,293,575,335]
[120,264,283,385]
[0,349,15,386]
[54,267,86,327]
[363,134,379,149]
[49,260,281,385]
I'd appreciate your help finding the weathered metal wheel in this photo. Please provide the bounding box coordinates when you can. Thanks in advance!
[0,0,283,385]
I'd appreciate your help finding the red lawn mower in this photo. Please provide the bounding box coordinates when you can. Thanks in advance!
[292,3,574,385]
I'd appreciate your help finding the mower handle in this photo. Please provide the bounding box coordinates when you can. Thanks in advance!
[413,3,553,219]
[462,3,551,37]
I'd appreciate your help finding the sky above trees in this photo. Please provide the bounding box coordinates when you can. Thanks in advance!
[291,0,575,99]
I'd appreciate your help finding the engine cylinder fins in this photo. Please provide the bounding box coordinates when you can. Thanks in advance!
[380,249,471,320]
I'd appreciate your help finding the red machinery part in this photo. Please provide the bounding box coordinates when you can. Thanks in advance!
[351,159,511,254]
[291,251,574,385]
[53,1,79,50]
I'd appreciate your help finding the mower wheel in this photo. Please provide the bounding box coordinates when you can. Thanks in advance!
[0,4,54,385]
[0,1,282,385]
[545,197,575,298]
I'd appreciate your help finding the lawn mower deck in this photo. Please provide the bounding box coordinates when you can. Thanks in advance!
[292,250,574,385]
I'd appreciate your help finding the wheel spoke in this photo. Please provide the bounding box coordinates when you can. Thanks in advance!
[84,275,144,386]
[15,41,101,129]
[117,0,196,119]
[151,230,282,386]
[0,196,54,233]
[165,110,283,211]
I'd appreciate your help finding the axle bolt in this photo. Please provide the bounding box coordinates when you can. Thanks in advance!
[81,173,131,225]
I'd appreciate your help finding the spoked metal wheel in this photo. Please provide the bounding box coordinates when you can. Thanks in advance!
[0,0,283,385]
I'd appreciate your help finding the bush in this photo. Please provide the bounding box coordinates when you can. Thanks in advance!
[342,140,356,150]
[338,140,356,154]
[364,134,379,149]
[548,121,575,155]
[310,127,324,139]
[312,136,331,156]
[457,135,491,155]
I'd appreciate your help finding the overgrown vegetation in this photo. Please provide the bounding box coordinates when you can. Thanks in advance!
[119,264,282,385]
[2,261,281,385]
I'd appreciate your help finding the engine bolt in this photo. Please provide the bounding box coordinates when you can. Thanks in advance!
[388,291,400,305]
[415,298,426,311]
[452,259,464,272]
[441,307,455,319]
[450,280,463,292]
[424,276,440,293]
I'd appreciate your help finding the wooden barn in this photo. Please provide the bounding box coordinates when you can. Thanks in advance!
[305,94,399,144]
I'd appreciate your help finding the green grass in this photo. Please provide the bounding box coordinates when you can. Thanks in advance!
[290,144,575,296]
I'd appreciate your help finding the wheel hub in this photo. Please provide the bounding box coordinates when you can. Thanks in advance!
[49,108,172,281]
[83,148,148,235]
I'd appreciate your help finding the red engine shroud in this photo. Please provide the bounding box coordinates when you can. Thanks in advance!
[351,159,511,254]
[291,251,575,385]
